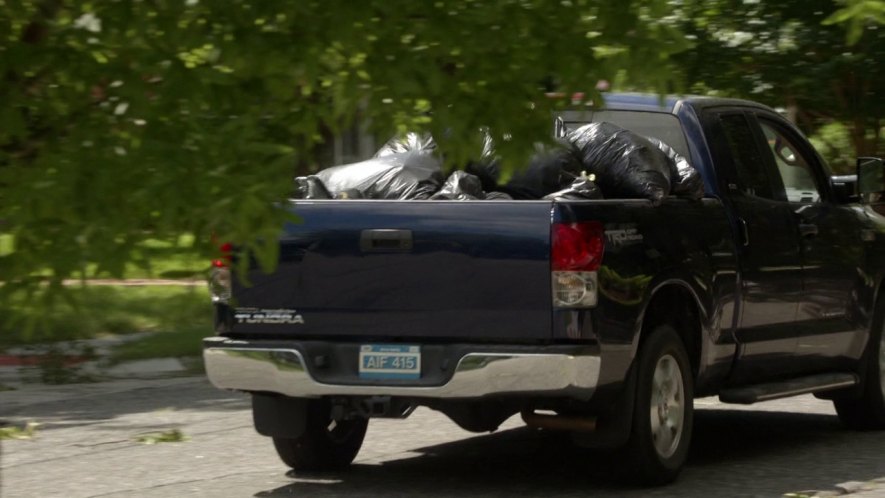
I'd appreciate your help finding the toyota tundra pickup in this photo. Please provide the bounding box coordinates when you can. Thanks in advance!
[203,94,885,484]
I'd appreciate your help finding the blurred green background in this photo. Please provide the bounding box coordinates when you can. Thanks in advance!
[0,0,882,353]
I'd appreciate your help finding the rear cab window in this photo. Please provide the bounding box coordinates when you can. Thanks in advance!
[556,110,692,160]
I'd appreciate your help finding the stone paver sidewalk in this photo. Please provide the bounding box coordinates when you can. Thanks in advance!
[0,334,193,388]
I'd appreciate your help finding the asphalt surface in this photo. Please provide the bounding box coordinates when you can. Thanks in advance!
[2,377,885,498]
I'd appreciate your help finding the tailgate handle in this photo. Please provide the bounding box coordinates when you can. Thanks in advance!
[360,229,413,252]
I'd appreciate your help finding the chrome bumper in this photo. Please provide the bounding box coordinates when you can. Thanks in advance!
[203,337,601,400]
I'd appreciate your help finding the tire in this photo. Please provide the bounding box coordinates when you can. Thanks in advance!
[834,308,885,430]
[621,324,694,485]
[272,399,368,471]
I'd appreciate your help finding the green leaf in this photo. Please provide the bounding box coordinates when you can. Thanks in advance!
[0,422,40,440]
[135,429,188,444]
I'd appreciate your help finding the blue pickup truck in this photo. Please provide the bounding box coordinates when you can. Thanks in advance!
[203,94,885,484]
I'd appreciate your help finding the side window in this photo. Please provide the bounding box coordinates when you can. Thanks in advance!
[758,121,821,203]
[718,114,779,200]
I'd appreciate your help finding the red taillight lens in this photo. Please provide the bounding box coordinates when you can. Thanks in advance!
[212,242,233,268]
[552,221,604,271]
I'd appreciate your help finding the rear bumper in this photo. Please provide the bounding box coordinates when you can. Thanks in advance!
[203,336,601,400]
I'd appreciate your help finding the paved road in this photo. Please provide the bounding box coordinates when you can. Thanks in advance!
[2,377,885,497]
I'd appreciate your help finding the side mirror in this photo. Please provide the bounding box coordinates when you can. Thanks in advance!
[857,157,885,204]
[830,174,858,204]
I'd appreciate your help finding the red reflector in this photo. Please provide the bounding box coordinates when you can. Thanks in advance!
[212,242,233,268]
[552,221,604,271]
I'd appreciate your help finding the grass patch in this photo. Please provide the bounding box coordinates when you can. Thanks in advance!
[109,235,208,279]
[0,285,211,348]
[111,324,207,362]
[2,234,209,280]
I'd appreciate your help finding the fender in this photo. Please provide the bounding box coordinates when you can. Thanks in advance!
[633,275,737,395]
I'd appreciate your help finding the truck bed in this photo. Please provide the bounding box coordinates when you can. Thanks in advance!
[228,200,556,342]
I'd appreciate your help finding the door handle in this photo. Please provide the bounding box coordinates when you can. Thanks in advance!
[738,217,750,247]
[798,223,818,238]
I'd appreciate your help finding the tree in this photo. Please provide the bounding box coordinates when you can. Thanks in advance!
[0,0,691,294]
[678,0,884,172]
[824,0,885,44]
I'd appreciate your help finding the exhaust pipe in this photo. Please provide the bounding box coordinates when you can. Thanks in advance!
[521,410,597,432]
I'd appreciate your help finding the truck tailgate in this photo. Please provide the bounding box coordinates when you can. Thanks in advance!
[230,200,555,342]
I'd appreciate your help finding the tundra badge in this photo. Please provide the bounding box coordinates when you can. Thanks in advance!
[234,308,305,325]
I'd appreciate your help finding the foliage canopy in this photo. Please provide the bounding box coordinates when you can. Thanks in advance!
[679,0,884,171]
[1,0,690,289]
[2,0,882,297]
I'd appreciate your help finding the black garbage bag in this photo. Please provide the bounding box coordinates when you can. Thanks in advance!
[315,151,444,200]
[465,160,500,192]
[484,191,513,200]
[431,171,487,200]
[646,137,704,199]
[375,132,437,157]
[377,129,501,191]
[465,130,501,192]
[335,188,365,199]
[478,128,496,160]
[543,177,604,201]
[567,122,672,205]
[292,175,332,199]
[501,142,583,199]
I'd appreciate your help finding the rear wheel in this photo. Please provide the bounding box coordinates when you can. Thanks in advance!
[834,310,885,430]
[272,399,368,471]
[621,324,694,485]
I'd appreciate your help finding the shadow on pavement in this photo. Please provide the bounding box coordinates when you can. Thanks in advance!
[255,408,885,498]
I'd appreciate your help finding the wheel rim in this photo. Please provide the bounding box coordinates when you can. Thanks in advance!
[650,354,685,459]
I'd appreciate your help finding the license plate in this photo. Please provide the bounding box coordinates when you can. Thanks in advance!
[358,344,421,380]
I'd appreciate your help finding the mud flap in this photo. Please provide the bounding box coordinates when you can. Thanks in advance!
[252,393,308,438]
[571,361,638,449]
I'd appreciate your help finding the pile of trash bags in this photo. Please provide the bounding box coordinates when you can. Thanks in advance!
[292,123,704,205]
[564,123,704,204]
[292,132,512,201]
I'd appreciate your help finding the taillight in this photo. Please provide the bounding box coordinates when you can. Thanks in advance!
[212,242,233,268]
[552,222,604,271]
[209,242,233,304]
[551,221,604,308]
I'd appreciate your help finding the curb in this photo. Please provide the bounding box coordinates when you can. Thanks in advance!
[61,278,204,286]
[0,355,91,367]
[0,333,201,389]
[0,357,197,388]
[0,376,207,416]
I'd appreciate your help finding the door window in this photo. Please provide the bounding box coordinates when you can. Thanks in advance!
[758,121,821,203]
[718,114,781,200]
